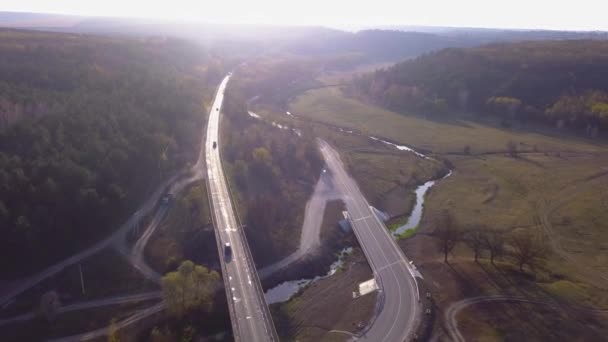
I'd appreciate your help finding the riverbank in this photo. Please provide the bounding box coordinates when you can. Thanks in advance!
[270,248,376,341]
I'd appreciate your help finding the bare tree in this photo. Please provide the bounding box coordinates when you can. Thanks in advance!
[484,231,505,265]
[435,210,460,263]
[464,227,486,262]
[510,228,548,272]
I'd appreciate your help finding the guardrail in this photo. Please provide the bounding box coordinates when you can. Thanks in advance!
[205,175,241,341]
[204,74,278,342]
[217,110,279,342]
[345,213,385,338]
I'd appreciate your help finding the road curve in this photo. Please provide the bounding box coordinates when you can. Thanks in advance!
[48,302,166,342]
[319,140,420,342]
[0,171,182,309]
[205,75,278,342]
[0,291,162,326]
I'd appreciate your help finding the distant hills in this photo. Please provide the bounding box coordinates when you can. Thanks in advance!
[3,11,608,64]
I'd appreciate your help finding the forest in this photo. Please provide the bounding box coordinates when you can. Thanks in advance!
[0,29,224,276]
[351,40,608,135]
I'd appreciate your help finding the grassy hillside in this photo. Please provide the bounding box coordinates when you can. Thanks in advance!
[291,87,602,154]
[0,29,224,276]
[351,40,608,135]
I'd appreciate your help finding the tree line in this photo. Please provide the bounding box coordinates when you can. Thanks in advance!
[434,210,548,272]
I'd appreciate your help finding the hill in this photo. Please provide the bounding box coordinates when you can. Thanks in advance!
[351,40,608,135]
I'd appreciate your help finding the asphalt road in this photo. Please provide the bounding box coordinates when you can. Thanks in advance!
[319,140,420,342]
[205,75,278,342]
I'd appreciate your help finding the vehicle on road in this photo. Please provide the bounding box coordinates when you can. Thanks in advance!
[213,141,217,149]
[160,194,173,205]
[224,242,232,260]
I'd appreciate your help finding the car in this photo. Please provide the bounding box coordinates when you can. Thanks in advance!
[160,193,173,205]
[216,108,219,111]
[213,141,217,149]
[224,242,232,259]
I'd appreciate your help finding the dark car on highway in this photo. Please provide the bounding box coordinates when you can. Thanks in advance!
[224,242,232,261]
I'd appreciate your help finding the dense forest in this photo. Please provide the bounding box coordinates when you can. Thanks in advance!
[0,29,224,276]
[236,57,325,110]
[351,40,608,135]
[221,79,323,266]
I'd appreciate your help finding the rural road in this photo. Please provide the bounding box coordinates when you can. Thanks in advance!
[0,170,182,309]
[48,301,166,342]
[205,75,278,341]
[319,140,420,342]
[0,291,162,326]
[259,170,340,278]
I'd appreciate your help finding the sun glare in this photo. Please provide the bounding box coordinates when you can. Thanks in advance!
[2,0,608,32]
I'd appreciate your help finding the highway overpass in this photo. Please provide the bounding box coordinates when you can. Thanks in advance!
[205,75,278,342]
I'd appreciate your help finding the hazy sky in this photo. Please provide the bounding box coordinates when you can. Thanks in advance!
[2,0,607,31]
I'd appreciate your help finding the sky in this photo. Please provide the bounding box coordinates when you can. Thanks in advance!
[2,0,608,31]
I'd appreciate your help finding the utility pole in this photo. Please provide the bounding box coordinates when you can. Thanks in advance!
[79,263,86,295]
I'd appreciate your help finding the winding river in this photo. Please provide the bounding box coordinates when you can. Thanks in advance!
[264,247,353,304]
[368,136,452,236]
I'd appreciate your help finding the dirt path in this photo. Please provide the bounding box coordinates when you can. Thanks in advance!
[0,291,162,327]
[536,172,608,286]
[445,295,608,342]
[48,302,166,342]
[259,163,341,279]
[0,171,183,309]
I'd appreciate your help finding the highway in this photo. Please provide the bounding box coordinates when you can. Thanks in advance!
[205,75,278,342]
[319,140,420,342]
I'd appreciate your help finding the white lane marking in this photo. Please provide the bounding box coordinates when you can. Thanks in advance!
[375,260,407,274]
[353,215,372,222]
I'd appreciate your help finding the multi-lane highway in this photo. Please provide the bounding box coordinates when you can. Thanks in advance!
[205,75,278,342]
[319,140,420,342]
